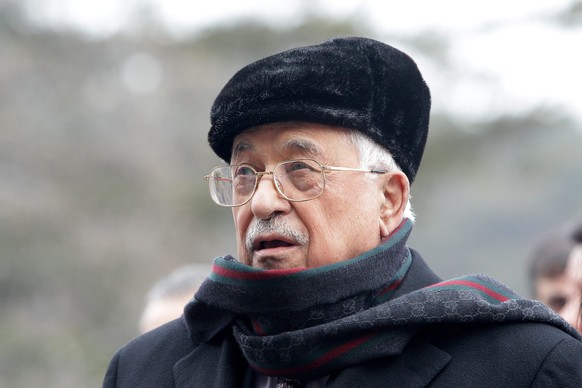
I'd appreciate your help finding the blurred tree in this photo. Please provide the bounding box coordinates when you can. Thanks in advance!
[1,2,581,387]
[554,0,582,26]
[0,0,28,34]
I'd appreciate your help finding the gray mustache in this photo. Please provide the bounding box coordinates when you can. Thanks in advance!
[245,217,309,252]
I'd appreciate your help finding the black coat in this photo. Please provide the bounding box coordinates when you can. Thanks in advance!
[103,251,582,387]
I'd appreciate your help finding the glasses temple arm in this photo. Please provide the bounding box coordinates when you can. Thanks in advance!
[323,166,388,174]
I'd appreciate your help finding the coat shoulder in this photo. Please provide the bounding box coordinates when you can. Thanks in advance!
[430,321,582,386]
[103,318,195,387]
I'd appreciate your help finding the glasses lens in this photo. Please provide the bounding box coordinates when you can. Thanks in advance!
[209,166,256,206]
[275,160,324,201]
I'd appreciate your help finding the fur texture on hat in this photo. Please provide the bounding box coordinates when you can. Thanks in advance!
[208,36,431,183]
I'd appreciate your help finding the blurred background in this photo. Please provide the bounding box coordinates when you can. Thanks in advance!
[1,0,581,386]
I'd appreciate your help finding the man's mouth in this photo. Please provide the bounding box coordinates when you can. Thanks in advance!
[254,238,294,251]
[246,230,307,269]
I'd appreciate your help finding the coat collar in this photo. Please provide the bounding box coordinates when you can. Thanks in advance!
[173,333,253,388]
[327,339,451,387]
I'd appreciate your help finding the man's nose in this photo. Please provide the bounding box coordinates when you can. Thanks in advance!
[250,175,290,219]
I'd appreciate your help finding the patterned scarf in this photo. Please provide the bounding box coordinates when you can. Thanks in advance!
[184,219,578,382]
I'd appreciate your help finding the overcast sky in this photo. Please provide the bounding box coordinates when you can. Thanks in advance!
[28,0,582,124]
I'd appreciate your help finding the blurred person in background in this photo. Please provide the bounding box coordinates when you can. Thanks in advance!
[528,224,578,314]
[559,222,582,333]
[138,264,209,334]
[104,37,582,387]
[528,219,582,318]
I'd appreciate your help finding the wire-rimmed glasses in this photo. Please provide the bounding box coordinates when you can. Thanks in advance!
[204,158,387,207]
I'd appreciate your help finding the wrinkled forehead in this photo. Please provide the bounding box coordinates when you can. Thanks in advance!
[231,122,355,162]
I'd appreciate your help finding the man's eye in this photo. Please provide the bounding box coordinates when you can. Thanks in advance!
[548,296,567,312]
[287,161,310,171]
[234,166,255,176]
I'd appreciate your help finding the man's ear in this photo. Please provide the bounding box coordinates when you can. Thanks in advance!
[379,171,409,238]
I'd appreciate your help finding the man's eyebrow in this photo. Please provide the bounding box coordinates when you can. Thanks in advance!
[282,138,324,158]
[232,141,254,160]
[232,137,324,160]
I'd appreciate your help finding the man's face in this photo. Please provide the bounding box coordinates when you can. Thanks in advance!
[535,273,572,314]
[230,122,405,270]
[561,245,582,333]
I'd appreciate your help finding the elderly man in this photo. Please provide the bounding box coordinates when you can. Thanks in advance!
[104,37,582,387]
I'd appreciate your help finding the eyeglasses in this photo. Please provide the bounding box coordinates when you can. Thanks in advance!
[204,158,387,207]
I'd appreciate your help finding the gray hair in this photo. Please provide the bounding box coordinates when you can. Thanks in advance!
[343,130,416,222]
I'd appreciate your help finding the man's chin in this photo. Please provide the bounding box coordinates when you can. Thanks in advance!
[250,249,306,270]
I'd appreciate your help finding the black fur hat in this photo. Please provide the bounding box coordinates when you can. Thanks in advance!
[208,37,431,183]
